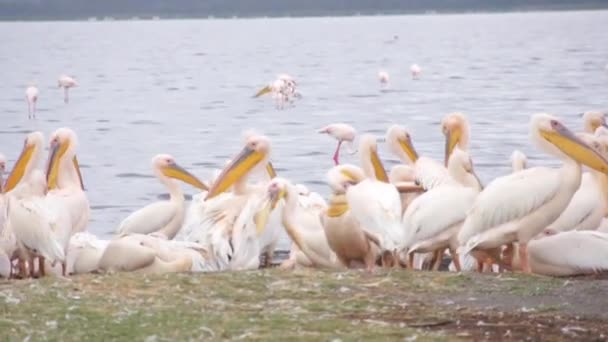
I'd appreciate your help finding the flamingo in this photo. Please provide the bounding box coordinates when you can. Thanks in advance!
[25,85,39,119]
[318,123,357,165]
[378,70,389,87]
[410,64,421,80]
[58,75,77,104]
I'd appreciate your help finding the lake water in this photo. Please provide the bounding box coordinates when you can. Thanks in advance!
[0,11,607,246]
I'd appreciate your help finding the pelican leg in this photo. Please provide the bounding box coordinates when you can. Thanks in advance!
[407,253,415,270]
[431,249,444,271]
[38,257,46,277]
[449,249,462,272]
[476,260,483,273]
[64,88,69,104]
[519,242,531,274]
[29,255,37,278]
[364,252,376,273]
[333,141,343,166]
[62,262,67,277]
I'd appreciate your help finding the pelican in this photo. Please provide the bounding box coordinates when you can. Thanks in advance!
[58,75,77,104]
[506,230,608,276]
[117,154,208,239]
[25,85,39,119]
[386,124,450,190]
[545,134,607,233]
[180,134,276,271]
[458,114,608,273]
[345,134,403,265]
[46,128,90,234]
[582,111,607,134]
[255,177,336,269]
[378,70,389,86]
[0,154,6,190]
[511,150,527,171]
[401,148,481,271]
[253,74,299,109]
[317,123,357,165]
[389,164,421,214]
[410,64,421,80]
[320,164,381,271]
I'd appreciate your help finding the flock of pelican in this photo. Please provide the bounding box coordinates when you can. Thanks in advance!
[2,110,608,279]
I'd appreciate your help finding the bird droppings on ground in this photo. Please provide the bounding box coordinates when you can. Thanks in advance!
[1,269,607,340]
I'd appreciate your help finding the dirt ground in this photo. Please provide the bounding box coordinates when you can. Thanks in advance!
[0,269,606,340]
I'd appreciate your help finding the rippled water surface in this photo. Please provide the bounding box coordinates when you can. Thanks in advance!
[0,11,607,242]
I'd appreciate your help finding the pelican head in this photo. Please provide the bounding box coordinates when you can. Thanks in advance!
[152,154,208,190]
[447,147,482,190]
[255,177,290,235]
[386,124,418,165]
[326,164,365,194]
[582,111,607,134]
[442,112,470,166]
[359,134,388,182]
[46,128,83,190]
[3,131,44,193]
[532,113,608,173]
[205,134,271,200]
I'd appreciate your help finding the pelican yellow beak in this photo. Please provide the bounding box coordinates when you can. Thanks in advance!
[541,123,608,174]
[370,149,389,182]
[253,85,272,98]
[206,146,266,200]
[3,142,35,193]
[46,139,70,190]
[254,188,285,236]
[73,156,85,190]
[398,136,419,163]
[266,161,277,179]
[161,162,208,190]
[444,128,461,166]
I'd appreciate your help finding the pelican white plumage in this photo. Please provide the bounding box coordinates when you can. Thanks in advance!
[117,154,208,239]
[58,75,77,104]
[511,150,527,172]
[458,113,608,273]
[386,124,450,190]
[410,64,421,80]
[507,230,608,276]
[345,134,403,263]
[0,154,6,190]
[401,148,481,271]
[25,85,39,119]
[582,111,607,134]
[317,123,357,165]
[255,177,336,269]
[254,74,299,109]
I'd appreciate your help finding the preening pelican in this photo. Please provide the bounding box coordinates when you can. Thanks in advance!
[321,164,380,271]
[46,128,90,234]
[458,114,608,273]
[401,148,481,271]
[58,75,77,104]
[25,85,39,119]
[255,177,336,269]
[345,134,403,264]
[117,154,208,239]
[506,230,608,276]
[386,125,450,190]
[317,123,357,165]
[410,64,421,80]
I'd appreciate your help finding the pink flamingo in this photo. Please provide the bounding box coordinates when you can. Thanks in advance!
[25,85,39,119]
[378,70,390,86]
[410,64,421,80]
[318,123,357,165]
[58,75,77,103]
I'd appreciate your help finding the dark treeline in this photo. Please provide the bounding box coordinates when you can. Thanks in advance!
[1,0,607,20]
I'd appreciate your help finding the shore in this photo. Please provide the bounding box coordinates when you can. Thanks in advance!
[1,269,606,340]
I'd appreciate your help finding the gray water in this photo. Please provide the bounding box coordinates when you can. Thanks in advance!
[0,11,607,242]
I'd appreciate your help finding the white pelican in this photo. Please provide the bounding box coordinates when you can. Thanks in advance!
[0,153,6,190]
[410,64,421,80]
[317,123,357,165]
[386,124,450,190]
[389,164,422,214]
[58,75,77,104]
[117,154,208,239]
[510,150,527,172]
[255,177,336,269]
[582,111,607,134]
[506,230,608,276]
[46,128,90,234]
[459,114,608,273]
[401,148,481,271]
[254,74,299,109]
[25,85,39,119]
[320,164,381,271]
[181,134,276,271]
[345,134,403,264]
[378,70,390,86]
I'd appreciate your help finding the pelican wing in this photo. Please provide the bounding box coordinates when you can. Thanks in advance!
[117,201,177,235]
[403,185,477,248]
[346,180,403,250]
[459,167,560,244]
[548,173,603,232]
[530,231,608,276]
[415,157,452,190]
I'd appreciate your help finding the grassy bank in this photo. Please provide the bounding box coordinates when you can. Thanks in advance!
[1,269,606,340]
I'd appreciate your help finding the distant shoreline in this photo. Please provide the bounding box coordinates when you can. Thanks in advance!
[1,5,607,22]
